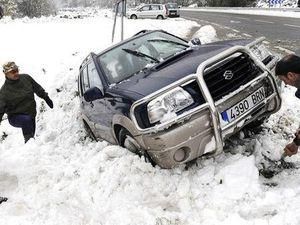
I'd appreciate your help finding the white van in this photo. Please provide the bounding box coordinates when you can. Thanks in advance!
[127,4,168,19]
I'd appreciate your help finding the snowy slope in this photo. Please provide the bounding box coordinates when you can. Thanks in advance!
[1,8,300,225]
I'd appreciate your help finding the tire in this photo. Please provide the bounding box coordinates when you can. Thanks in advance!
[244,116,269,134]
[118,128,156,166]
[130,14,137,19]
[83,120,97,141]
[157,15,164,20]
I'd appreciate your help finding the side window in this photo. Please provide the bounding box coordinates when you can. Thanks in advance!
[151,5,160,10]
[141,5,150,11]
[82,66,89,92]
[78,73,83,96]
[87,62,103,91]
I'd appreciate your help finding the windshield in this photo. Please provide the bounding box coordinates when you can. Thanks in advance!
[166,3,178,9]
[98,31,188,84]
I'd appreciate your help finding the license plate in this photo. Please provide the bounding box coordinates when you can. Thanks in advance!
[221,86,266,123]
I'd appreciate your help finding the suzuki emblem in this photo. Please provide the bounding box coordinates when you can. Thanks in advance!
[223,70,234,80]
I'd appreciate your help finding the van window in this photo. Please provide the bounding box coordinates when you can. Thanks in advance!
[151,5,161,10]
[141,5,150,11]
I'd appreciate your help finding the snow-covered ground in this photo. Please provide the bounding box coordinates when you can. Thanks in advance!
[1,8,300,225]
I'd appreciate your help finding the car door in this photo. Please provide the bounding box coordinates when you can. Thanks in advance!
[150,5,160,19]
[138,5,151,18]
[80,61,108,140]
[80,65,93,127]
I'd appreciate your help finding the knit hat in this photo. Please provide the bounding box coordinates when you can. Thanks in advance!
[2,62,18,74]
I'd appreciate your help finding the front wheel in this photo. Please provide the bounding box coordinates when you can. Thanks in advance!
[157,15,164,19]
[130,14,137,19]
[118,128,156,166]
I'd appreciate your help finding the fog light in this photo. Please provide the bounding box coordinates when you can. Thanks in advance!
[174,148,187,162]
[267,99,276,111]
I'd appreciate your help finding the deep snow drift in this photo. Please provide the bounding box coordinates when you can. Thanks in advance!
[1,8,300,225]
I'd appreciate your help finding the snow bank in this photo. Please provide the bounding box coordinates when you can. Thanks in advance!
[183,7,300,18]
[192,25,218,44]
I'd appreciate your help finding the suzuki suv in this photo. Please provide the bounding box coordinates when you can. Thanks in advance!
[78,30,281,168]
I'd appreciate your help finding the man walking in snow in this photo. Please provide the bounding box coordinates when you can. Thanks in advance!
[275,54,300,156]
[0,62,53,143]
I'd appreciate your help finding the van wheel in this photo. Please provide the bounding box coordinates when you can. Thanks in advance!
[83,120,97,141]
[157,15,164,19]
[130,14,137,19]
[118,128,156,166]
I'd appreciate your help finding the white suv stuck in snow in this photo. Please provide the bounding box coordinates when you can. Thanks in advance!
[127,4,168,20]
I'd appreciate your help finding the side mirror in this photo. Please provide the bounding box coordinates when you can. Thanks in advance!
[83,87,103,102]
[190,37,202,46]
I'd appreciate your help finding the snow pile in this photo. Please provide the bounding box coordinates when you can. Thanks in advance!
[183,7,300,18]
[1,7,300,225]
[192,25,218,44]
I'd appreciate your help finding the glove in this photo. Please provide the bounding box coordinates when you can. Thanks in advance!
[284,142,298,157]
[45,96,53,109]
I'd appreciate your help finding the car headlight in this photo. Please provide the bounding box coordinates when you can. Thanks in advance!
[147,87,194,124]
[251,43,272,61]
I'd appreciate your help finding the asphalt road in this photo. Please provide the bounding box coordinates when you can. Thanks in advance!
[181,10,300,53]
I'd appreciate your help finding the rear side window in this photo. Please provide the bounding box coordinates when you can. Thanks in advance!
[78,74,83,96]
[141,5,150,11]
[82,67,89,92]
[151,5,160,10]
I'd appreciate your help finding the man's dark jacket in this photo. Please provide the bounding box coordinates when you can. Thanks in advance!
[0,6,3,19]
[0,74,49,121]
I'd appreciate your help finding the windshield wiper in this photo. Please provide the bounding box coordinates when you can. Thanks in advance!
[147,39,189,48]
[122,48,160,63]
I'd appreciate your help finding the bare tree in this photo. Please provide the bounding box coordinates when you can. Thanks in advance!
[17,0,56,17]
[0,0,18,16]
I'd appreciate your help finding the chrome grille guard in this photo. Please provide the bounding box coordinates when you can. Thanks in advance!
[130,42,282,155]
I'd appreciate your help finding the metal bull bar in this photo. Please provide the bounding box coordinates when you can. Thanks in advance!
[130,42,281,156]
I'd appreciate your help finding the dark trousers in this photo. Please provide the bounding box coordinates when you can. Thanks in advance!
[8,114,36,143]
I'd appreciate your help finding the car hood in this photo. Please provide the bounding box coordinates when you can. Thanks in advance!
[108,39,252,101]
